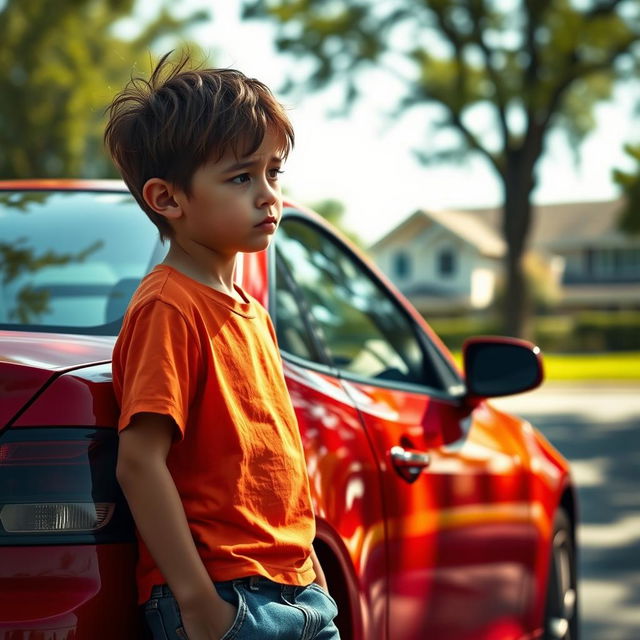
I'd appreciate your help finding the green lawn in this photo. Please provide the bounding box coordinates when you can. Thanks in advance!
[541,351,640,381]
[452,351,640,381]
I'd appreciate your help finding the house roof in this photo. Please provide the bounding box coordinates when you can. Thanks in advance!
[370,198,630,254]
[458,198,629,250]
[370,208,505,257]
[427,208,505,257]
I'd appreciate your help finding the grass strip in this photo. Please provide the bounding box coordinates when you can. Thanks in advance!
[541,351,640,381]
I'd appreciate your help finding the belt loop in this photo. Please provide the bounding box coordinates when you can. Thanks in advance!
[282,584,295,599]
[248,575,260,591]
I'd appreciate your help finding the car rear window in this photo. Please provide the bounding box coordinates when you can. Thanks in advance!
[0,190,161,335]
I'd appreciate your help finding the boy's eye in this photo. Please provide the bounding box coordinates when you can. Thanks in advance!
[231,173,251,184]
[268,169,284,180]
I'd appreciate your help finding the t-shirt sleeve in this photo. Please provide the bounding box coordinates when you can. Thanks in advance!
[113,300,201,438]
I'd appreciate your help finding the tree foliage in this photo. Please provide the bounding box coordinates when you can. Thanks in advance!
[613,143,640,234]
[310,198,364,247]
[0,0,209,178]
[244,0,640,336]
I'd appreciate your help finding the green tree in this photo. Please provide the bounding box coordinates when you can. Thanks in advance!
[244,0,640,337]
[310,198,364,247]
[613,143,640,235]
[0,0,209,179]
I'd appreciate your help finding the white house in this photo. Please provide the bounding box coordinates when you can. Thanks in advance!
[369,208,505,314]
[368,199,640,314]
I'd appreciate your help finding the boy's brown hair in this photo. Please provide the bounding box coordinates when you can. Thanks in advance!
[104,51,294,241]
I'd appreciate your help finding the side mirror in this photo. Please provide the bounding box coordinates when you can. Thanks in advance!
[463,336,544,399]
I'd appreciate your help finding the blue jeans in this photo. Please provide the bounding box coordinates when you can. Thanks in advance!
[143,576,341,639]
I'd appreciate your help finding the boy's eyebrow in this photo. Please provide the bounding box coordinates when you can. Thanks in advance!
[223,155,284,173]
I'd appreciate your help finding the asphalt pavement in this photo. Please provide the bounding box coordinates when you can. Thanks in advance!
[491,383,640,640]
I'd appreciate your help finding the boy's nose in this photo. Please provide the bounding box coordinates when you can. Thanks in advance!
[256,181,280,207]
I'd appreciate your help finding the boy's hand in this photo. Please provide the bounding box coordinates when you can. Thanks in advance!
[116,413,237,640]
[178,591,237,640]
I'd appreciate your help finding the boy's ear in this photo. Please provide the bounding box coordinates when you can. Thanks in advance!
[142,178,182,220]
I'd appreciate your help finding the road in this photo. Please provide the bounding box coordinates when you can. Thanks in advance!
[492,383,640,640]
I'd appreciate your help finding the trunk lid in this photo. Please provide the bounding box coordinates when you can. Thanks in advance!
[0,331,115,426]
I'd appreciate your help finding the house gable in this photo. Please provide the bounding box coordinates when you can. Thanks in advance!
[369,210,431,253]
[369,212,501,313]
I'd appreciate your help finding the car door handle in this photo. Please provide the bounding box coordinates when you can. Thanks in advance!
[390,446,431,483]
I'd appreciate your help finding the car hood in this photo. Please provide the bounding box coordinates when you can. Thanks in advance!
[0,330,115,427]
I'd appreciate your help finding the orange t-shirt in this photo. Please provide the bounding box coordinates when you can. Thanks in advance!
[112,264,316,603]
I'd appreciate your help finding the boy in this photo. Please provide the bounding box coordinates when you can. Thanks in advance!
[104,52,340,640]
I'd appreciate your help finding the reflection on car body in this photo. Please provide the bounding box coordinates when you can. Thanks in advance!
[0,180,578,640]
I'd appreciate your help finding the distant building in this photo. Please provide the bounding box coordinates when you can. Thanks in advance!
[368,199,640,314]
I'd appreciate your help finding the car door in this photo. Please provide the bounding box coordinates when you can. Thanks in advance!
[274,211,539,640]
[269,242,388,640]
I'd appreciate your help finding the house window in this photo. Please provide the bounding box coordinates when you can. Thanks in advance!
[586,247,640,280]
[393,251,412,280]
[437,248,456,277]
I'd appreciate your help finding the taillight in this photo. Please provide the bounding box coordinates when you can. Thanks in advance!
[0,428,135,544]
[1,502,115,533]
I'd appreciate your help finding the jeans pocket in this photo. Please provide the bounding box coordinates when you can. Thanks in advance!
[308,582,339,614]
[144,593,186,640]
[218,583,248,640]
[144,599,170,640]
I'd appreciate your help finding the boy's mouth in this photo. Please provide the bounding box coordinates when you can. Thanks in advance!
[255,215,278,227]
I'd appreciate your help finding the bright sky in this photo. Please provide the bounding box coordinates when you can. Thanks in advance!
[124,1,640,246]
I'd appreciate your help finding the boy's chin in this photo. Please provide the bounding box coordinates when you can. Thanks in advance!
[243,236,275,253]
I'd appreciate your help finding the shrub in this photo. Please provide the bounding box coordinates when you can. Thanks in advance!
[573,311,640,352]
[425,312,640,353]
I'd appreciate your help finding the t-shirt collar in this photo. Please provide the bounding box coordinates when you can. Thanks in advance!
[153,264,255,318]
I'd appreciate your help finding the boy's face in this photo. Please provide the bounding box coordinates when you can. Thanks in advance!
[171,129,285,256]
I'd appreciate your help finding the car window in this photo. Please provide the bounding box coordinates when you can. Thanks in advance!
[273,253,325,362]
[0,190,161,334]
[275,216,448,391]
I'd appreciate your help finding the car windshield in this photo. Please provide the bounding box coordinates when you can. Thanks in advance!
[0,190,162,335]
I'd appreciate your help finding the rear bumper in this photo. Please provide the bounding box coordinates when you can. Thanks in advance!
[0,543,141,639]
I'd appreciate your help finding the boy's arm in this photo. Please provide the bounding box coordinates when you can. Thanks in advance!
[116,412,235,640]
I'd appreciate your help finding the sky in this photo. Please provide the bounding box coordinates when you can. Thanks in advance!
[123,1,640,246]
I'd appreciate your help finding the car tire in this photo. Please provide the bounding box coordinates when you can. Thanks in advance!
[543,508,579,639]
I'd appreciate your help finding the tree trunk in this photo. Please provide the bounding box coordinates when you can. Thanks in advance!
[503,234,531,339]
[501,151,535,339]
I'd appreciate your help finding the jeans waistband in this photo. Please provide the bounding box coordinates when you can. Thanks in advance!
[149,575,284,599]
[233,575,263,588]
[228,575,288,592]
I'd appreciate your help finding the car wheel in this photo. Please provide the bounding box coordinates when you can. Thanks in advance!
[543,509,579,639]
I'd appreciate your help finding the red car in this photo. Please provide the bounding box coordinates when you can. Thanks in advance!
[0,180,577,640]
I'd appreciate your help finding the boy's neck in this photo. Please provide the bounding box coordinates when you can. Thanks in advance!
[161,241,243,301]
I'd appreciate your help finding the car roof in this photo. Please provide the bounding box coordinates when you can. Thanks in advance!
[0,179,320,221]
[0,179,127,192]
